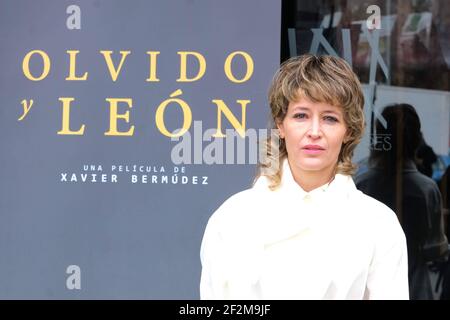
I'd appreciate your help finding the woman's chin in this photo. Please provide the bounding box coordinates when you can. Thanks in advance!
[296,161,328,173]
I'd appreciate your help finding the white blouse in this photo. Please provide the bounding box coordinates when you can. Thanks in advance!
[200,161,409,299]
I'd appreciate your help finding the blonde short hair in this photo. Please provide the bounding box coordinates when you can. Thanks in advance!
[258,54,365,190]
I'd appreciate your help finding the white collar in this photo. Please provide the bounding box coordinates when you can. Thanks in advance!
[255,159,357,200]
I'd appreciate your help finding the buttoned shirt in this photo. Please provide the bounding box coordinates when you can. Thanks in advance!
[200,160,409,299]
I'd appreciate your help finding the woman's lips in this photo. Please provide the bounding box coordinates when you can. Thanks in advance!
[302,145,325,154]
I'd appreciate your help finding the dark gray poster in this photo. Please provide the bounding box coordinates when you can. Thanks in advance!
[0,0,281,298]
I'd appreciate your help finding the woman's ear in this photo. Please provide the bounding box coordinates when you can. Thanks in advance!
[276,121,285,139]
[343,132,351,144]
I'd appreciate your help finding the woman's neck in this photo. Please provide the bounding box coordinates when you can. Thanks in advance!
[287,159,335,192]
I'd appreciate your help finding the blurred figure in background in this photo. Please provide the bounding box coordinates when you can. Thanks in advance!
[438,166,450,300]
[417,135,438,178]
[440,166,450,240]
[356,103,448,300]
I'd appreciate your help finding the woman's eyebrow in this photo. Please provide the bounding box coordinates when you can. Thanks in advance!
[322,110,341,115]
[291,106,310,112]
[290,106,343,117]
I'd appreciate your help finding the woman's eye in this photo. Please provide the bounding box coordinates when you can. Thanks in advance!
[324,116,338,123]
[293,113,307,119]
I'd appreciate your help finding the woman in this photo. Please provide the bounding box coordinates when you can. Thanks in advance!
[200,54,409,299]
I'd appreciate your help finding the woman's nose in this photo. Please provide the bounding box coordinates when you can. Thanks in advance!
[307,118,322,139]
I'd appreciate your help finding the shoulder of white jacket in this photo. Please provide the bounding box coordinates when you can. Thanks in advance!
[207,186,263,225]
[354,191,405,235]
[353,190,391,215]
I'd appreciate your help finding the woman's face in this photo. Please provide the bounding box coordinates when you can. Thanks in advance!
[277,96,348,177]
